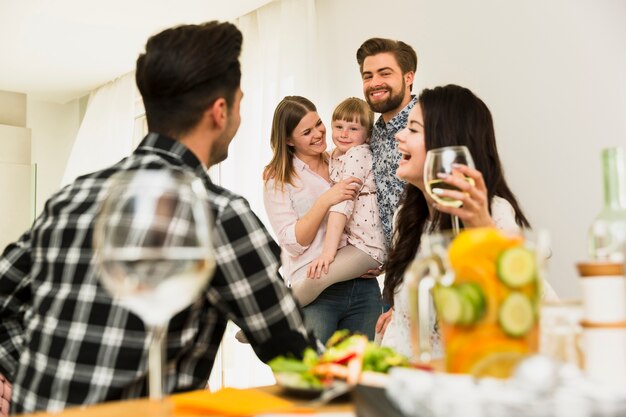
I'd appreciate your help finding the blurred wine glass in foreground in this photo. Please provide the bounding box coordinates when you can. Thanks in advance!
[94,170,215,400]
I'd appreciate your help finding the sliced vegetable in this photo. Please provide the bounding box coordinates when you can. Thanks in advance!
[434,286,464,324]
[498,292,535,337]
[270,330,410,389]
[302,347,319,367]
[274,371,324,389]
[497,247,537,288]
[345,335,368,385]
[435,284,485,326]
[268,356,311,373]
[326,329,351,347]
[363,343,409,373]
[457,282,486,323]
[322,333,364,363]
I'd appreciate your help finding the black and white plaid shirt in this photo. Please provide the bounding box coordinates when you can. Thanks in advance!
[0,133,313,414]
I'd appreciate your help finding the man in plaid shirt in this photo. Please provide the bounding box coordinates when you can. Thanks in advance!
[0,21,314,414]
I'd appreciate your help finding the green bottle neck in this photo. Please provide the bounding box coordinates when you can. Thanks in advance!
[602,148,626,210]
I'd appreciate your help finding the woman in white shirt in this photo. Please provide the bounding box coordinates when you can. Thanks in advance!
[263,96,383,343]
[379,85,532,359]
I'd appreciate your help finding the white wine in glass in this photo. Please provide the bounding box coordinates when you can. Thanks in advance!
[426,177,476,208]
[424,146,475,233]
[94,170,215,401]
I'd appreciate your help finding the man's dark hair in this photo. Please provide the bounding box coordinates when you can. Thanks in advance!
[136,21,242,138]
[356,37,417,75]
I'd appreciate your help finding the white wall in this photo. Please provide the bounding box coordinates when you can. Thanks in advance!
[0,91,33,250]
[0,91,26,127]
[0,124,33,250]
[27,97,83,215]
[9,0,625,300]
[313,0,626,299]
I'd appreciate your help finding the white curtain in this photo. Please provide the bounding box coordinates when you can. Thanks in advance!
[58,1,319,390]
[220,0,319,226]
[207,0,319,391]
[61,72,135,186]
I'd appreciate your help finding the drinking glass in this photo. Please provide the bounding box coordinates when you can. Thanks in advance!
[540,300,584,368]
[424,146,475,234]
[93,170,215,400]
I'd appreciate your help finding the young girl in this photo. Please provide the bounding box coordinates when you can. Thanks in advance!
[295,98,386,306]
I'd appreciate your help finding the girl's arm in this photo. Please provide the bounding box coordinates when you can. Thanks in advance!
[294,177,362,247]
[307,146,374,278]
[307,211,347,278]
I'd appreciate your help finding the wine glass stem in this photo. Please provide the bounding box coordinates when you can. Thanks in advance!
[452,215,461,235]
[148,324,167,401]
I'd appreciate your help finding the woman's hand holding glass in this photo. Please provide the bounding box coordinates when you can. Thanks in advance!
[431,163,496,229]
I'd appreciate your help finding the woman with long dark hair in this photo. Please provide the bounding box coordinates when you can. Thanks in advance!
[379,84,531,358]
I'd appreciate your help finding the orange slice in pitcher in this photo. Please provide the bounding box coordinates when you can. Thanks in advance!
[448,228,522,271]
[469,351,527,379]
[453,336,529,376]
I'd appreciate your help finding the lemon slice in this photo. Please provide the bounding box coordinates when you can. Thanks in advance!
[469,351,526,379]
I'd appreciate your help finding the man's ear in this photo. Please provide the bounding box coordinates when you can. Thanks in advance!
[208,97,228,130]
[404,71,415,88]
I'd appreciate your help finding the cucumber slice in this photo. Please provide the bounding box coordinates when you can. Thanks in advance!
[497,247,537,288]
[434,286,463,324]
[458,295,477,325]
[435,284,485,326]
[457,283,486,323]
[498,292,535,337]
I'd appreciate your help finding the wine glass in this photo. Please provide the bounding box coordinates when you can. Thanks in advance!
[93,169,215,401]
[424,146,475,234]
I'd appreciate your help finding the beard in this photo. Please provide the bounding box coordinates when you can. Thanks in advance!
[365,78,407,114]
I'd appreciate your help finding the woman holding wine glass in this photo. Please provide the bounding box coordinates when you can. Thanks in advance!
[377,84,531,359]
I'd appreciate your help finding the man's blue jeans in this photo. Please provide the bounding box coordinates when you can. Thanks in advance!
[302,278,382,344]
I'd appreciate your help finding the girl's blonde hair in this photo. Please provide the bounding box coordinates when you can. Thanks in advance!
[264,96,325,189]
[331,97,375,141]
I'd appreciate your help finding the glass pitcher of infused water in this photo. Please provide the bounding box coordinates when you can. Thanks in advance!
[407,228,545,378]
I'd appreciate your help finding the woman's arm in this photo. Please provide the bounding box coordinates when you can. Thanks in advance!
[264,182,310,257]
[263,177,362,256]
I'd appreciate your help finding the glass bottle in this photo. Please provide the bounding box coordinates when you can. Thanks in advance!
[588,147,626,262]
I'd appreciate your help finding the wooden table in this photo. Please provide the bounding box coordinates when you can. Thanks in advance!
[18,385,355,416]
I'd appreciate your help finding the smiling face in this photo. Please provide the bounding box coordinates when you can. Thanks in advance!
[287,111,327,159]
[361,52,413,118]
[395,104,426,188]
[331,118,369,155]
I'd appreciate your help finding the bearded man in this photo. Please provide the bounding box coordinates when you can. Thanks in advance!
[356,38,418,248]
